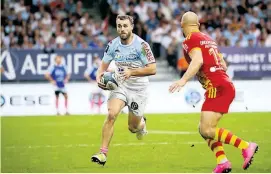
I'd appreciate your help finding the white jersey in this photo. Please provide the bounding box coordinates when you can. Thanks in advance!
[102,34,155,91]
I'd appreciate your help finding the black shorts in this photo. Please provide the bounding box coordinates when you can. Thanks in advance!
[55,90,67,96]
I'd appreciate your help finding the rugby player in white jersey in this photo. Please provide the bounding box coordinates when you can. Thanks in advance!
[91,15,156,166]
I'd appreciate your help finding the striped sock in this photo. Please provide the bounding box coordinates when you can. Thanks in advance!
[207,139,228,164]
[100,147,108,155]
[215,128,249,150]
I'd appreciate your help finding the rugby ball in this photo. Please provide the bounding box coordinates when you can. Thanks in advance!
[101,72,118,90]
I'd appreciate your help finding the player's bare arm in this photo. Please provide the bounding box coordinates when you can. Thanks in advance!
[64,74,71,83]
[123,63,156,80]
[221,59,227,71]
[96,61,110,82]
[97,60,110,89]
[182,48,203,82]
[45,73,56,85]
[218,53,227,71]
[169,48,203,93]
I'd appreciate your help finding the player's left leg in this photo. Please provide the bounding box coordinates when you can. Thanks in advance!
[199,111,258,171]
[128,111,147,140]
[127,91,148,140]
[201,83,258,171]
[206,139,231,173]
[63,93,69,115]
[61,87,70,115]
[199,111,231,173]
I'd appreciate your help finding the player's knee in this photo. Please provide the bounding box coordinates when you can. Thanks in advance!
[128,124,138,133]
[198,126,207,139]
[107,109,118,123]
[199,125,215,139]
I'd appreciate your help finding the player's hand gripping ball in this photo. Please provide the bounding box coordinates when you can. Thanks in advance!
[100,72,118,90]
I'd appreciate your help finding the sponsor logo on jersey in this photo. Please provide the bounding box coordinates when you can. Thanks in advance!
[115,54,121,59]
[105,45,109,53]
[141,42,155,62]
[182,43,188,52]
[210,66,224,72]
[131,102,138,110]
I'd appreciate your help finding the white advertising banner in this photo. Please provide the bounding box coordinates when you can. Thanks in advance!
[147,81,271,113]
[1,80,271,116]
[0,83,110,116]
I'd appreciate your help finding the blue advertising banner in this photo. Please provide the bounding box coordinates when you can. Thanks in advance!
[1,49,104,82]
[220,47,271,79]
[1,47,271,82]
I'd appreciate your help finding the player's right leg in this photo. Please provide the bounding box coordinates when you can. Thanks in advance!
[91,98,125,166]
[54,91,60,115]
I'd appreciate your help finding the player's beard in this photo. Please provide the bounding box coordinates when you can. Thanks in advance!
[120,31,131,41]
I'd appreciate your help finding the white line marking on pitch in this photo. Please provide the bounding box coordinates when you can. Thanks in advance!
[4,142,205,149]
[113,142,205,146]
[148,130,197,135]
[41,130,197,137]
[4,140,270,149]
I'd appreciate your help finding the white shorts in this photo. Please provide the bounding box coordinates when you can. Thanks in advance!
[108,86,147,116]
[55,87,67,93]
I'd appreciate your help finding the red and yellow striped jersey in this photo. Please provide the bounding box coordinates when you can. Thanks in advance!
[182,31,231,90]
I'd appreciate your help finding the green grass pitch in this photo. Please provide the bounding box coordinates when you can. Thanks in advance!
[1,112,271,173]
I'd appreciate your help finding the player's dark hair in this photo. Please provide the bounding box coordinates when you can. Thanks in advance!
[116,15,134,25]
